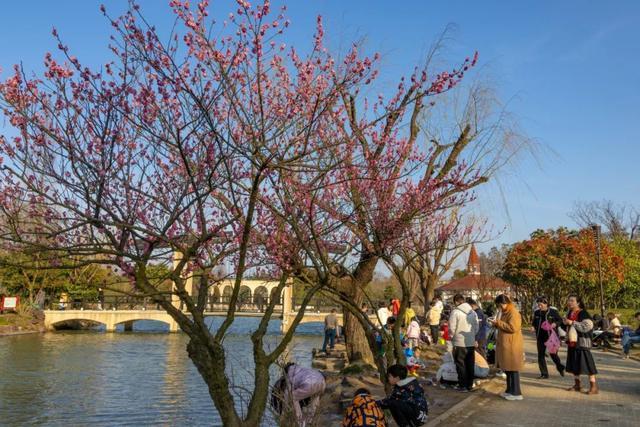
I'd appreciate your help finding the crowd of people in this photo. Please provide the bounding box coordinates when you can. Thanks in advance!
[274,293,640,427]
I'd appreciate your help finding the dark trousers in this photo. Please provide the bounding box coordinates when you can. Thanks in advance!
[322,328,336,351]
[430,325,439,342]
[453,346,475,390]
[593,331,615,348]
[384,400,422,427]
[536,339,564,376]
[505,371,521,396]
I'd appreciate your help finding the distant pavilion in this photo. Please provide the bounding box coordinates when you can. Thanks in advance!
[437,244,511,302]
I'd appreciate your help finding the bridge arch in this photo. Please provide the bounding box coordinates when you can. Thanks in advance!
[211,286,221,303]
[253,286,268,304]
[50,318,106,330]
[270,287,281,305]
[238,285,252,304]
[113,317,172,327]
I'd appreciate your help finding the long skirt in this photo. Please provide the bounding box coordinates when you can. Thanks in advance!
[566,347,598,375]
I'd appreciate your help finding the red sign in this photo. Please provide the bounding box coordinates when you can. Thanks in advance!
[1,296,19,311]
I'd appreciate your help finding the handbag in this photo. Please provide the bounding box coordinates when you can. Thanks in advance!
[545,329,561,354]
[557,326,567,339]
[568,325,578,344]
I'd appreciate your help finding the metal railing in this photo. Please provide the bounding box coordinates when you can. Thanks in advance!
[46,295,284,313]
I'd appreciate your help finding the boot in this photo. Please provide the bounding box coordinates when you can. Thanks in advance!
[567,378,581,392]
[587,381,599,395]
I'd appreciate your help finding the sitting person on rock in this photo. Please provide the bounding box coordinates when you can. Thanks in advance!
[342,388,386,427]
[377,364,428,427]
[436,351,459,387]
[474,350,490,379]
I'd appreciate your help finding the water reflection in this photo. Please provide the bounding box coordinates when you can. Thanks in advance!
[0,318,323,426]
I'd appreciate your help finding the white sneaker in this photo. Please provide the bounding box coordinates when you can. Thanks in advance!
[496,372,507,379]
[505,394,523,401]
[500,392,512,398]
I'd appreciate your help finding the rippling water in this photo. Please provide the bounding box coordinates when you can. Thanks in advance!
[0,318,323,426]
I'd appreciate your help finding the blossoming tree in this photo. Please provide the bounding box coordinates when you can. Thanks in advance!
[0,1,377,425]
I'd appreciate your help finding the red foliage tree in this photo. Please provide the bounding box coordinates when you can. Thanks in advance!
[502,228,625,315]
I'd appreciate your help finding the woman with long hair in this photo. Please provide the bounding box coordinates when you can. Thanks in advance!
[488,294,524,401]
[563,294,598,394]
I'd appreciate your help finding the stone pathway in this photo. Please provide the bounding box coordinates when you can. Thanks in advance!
[442,334,640,427]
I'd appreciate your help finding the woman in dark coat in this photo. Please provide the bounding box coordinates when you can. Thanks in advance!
[563,295,598,394]
[531,296,565,378]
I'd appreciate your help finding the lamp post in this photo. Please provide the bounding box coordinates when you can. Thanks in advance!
[590,224,606,319]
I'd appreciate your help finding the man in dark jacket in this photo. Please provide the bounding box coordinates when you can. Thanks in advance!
[377,364,428,427]
[468,298,488,357]
[532,296,565,378]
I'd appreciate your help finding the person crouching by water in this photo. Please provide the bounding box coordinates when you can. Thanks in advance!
[563,294,599,394]
[488,294,524,401]
[342,388,386,427]
[272,362,326,426]
[532,296,565,378]
[377,364,428,427]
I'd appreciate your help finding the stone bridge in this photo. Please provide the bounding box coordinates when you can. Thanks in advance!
[43,251,376,333]
[44,308,376,334]
[43,278,366,333]
[43,309,181,332]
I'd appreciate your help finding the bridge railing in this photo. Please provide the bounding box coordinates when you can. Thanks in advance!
[291,300,340,313]
[46,295,161,311]
[46,295,284,313]
[46,294,340,314]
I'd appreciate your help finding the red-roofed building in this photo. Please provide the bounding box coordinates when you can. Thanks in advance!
[437,244,511,302]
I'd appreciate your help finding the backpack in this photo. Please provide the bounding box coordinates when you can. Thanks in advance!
[343,394,386,427]
[486,326,498,364]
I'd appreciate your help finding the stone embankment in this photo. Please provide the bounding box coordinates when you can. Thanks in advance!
[0,311,46,336]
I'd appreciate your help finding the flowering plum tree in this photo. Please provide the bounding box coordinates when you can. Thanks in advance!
[265,39,491,370]
[0,1,378,425]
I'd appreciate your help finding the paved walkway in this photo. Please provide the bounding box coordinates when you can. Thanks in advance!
[443,334,640,427]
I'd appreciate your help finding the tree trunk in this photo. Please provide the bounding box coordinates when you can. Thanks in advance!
[244,357,271,427]
[422,273,438,314]
[187,337,242,427]
[343,286,374,364]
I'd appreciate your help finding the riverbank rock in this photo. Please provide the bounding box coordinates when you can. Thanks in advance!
[311,343,349,372]
[0,312,45,335]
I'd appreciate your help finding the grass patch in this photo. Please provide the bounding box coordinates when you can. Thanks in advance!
[0,312,38,330]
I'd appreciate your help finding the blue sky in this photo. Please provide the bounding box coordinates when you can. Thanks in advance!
[1,1,638,255]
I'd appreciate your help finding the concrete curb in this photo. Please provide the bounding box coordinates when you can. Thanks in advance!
[593,347,640,362]
[426,377,503,426]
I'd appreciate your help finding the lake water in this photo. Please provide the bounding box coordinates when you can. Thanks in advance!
[0,318,324,426]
